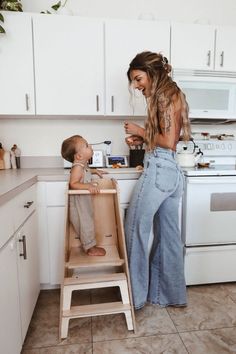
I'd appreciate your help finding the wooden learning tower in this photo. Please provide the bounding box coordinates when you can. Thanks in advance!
[59,178,135,339]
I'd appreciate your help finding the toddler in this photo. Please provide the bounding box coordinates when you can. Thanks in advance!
[61,135,106,256]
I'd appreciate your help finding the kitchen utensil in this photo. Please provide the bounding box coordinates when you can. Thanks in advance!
[129,149,145,167]
[197,162,210,168]
[177,146,202,167]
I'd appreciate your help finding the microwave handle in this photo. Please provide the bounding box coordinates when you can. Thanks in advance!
[207,50,211,66]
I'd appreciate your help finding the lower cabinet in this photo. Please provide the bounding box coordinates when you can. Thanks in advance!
[47,207,65,285]
[17,211,40,341]
[0,187,40,354]
[0,236,22,354]
[37,181,67,287]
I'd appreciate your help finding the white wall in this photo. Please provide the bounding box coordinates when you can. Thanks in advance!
[1,118,236,157]
[0,118,134,156]
[22,0,236,25]
[1,1,236,158]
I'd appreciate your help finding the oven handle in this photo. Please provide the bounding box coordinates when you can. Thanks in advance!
[187,177,236,184]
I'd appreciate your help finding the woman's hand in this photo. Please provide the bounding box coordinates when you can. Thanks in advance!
[125,135,144,147]
[124,121,143,136]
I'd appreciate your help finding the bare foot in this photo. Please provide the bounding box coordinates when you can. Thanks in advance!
[86,246,106,256]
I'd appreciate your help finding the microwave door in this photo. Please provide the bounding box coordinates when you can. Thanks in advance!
[173,77,236,119]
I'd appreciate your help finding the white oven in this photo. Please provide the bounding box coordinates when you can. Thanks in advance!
[181,139,236,285]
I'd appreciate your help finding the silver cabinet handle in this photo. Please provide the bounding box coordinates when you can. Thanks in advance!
[220,51,224,67]
[111,96,114,113]
[19,235,27,260]
[25,93,29,111]
[96,95,99,112]
[207,50,211,66]
[24,201,34,208]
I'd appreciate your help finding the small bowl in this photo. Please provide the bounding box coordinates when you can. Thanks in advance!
[197,162,210,168]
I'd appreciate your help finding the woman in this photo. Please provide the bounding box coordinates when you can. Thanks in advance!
[124,51,191,310]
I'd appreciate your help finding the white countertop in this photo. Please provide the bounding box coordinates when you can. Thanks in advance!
[0,168,142,206]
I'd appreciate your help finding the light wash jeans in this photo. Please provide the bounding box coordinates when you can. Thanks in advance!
[125,147,187,309]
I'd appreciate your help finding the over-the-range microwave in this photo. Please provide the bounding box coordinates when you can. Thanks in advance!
[172,69,236,122]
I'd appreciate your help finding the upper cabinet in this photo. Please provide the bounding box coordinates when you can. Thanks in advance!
[33,15,104,115]
[215,26,236,71]
[171,23,215,70]
[2,13,236,117]
[171,22,236,72]
[0,12,35,115]
[105,19,170,116]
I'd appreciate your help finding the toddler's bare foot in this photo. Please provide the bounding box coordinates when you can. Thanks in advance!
[86,246,106,256]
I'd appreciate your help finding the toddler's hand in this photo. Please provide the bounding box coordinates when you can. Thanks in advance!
[95,169,108,178]
[88,182,100,194]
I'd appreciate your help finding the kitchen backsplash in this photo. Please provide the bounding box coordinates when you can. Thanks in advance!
[1,118,236,168]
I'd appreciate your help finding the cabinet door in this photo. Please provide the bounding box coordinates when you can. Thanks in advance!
[33,15,104,115]
[105,19,170,116]
[171,23,215,70]
[47,206,65,284]
[0,237,22,354]
[0,12,35,115]
[215,26,236,71]
[17,212,40,341]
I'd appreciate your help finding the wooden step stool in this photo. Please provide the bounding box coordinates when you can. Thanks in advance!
[59,178,135,339]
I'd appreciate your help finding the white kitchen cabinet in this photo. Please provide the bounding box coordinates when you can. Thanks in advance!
[171,22,215,70]
[16,211,40,341]
[171,22,236,72]
[37,181,67,287]
[33,15,104,115]
[215,26,236,71]
[105,19,170,116]
[0,184,39,353]
[0,12,35,115]
[47,207,65,284]
[0,236,22,354]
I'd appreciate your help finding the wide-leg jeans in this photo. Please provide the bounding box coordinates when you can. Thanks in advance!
[125,147,187,309]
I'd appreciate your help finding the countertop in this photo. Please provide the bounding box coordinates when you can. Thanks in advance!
[0,167,142,206]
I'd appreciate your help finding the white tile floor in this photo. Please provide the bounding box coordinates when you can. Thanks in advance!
[21,283,236,354]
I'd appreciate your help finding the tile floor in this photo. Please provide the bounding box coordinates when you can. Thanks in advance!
[21,283,236,354]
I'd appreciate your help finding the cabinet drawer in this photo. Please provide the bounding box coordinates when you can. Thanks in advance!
[185,245,236,285]
[14,184,36,231]
[0,199,15,249]
[117,180,137,204]
[46,182,67,206]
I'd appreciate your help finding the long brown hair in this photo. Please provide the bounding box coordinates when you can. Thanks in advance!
[127,51,191,150]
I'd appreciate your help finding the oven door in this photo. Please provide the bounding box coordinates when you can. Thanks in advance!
[182,176,236,245]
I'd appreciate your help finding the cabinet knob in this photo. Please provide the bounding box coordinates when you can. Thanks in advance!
[207,50,211,66]
[19,235,27,260]
[96,95,99,112]
[24,201,34,208]
[25,93,29,111]
[220,51,224,67]
[111,96,114,112]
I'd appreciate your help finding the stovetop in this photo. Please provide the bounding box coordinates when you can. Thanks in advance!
[178,139,236,176]
[183,164,236,177]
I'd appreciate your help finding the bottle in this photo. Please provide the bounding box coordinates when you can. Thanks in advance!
[3,150,11,169]
[10,150,17,169]
[0,143,5,170]
[12,144,21,168]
